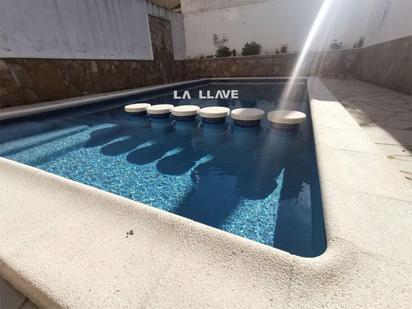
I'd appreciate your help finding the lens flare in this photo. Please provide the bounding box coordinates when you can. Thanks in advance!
[279,0,335,108]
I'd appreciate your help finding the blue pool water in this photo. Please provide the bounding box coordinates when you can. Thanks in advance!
[0,80,326,257]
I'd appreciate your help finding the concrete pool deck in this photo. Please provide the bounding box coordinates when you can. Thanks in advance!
[0,277,36,309]
[1,78,412,308]
[322,77,412,185]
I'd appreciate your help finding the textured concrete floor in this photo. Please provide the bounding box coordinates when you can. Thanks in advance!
[0,277,37,309]
[322,78,412,184]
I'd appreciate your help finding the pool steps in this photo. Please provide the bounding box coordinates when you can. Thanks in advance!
[267,110,306,130]
[124,104,306,129]
[199,106,230,124]
[231,108,264,127]
[172,105,200,121]
[124,103,151,118]
[147,104,174,119]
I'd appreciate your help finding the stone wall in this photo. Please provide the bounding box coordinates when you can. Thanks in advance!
[352,36,412,95]
[0,16,185,109]
[1,33,410,109]
[307,50,359,78]
[183,50,359,80]
[183,38,412,95]
[184,54,296,78]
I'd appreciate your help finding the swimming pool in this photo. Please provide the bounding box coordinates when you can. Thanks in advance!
[0,79,326,257]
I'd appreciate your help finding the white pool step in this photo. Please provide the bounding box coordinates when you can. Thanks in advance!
[231,108,265,127]
[124,103,151,117]
[199,107,230,124]
[267,110,306,130]
[172,105,200,121]
[147,104,174,118]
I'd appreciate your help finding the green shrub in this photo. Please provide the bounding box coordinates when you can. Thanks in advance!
[330,39,343,50]
[354,36,365,48]
[215,46,232,57]
[213,33,231,57]
[241,41,261,56]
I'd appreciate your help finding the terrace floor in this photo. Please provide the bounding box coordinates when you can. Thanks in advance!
[0,277,36,309]
[322,77,412,185]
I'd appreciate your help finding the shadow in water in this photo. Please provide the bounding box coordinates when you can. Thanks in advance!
[84,125,125,148]
[126,122,176,165]
[269,132,326,257]
[168,128,286,232]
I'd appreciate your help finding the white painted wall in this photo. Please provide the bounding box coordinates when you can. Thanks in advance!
[364,0,412,46]
[0,0,186,60]
[181,0,411,58]
[0,0,151,60]
[181,0,268,14]
[1,0,407,60]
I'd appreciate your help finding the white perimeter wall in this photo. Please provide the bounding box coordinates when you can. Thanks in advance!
[182,0,412,58]
[364,0,412,47]
[0,0,186,60]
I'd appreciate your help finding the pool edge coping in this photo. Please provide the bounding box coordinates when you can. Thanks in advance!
[1,77,411,308]
[0,79,210,121]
